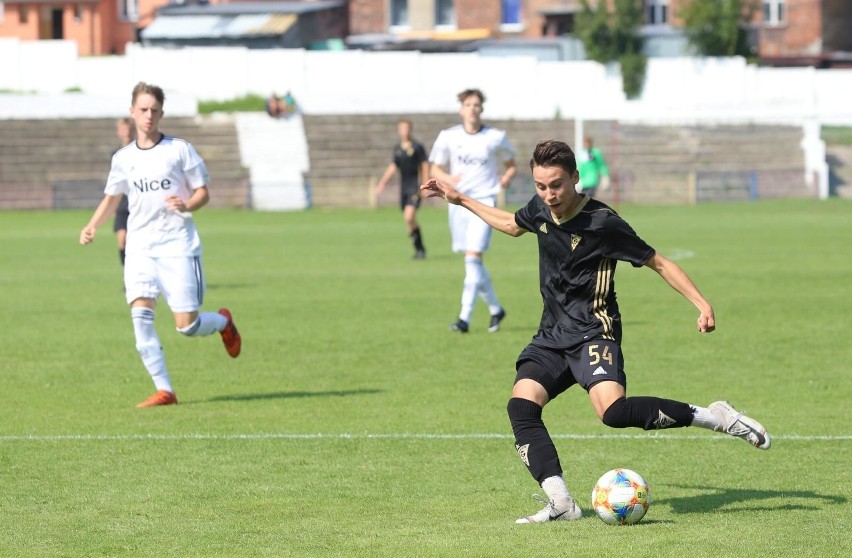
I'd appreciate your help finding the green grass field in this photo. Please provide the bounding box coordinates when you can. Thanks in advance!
[1,200,850,557]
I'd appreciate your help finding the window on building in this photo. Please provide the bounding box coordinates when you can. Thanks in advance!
[645,0,668,25]
[435,0,455,27]
[501,0,522,26]
[20,5,28,23]
[763,0,785,25]
[390,0,409,28]
[118,0,138,22]
[0,2,4,24]
[74,4,82,22]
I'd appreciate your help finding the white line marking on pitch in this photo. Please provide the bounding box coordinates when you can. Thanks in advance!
[0,433,848,442]
[666,248,695,261]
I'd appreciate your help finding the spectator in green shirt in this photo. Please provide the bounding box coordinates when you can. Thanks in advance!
[577,136,610,197]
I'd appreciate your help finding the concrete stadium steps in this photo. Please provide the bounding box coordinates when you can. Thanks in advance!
[0,181,52,210]
[0,117,248,210]
[303,114,601,208]
[1,115,810,210]
[303,115,806,207]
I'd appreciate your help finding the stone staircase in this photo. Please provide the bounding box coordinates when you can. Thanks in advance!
[0,117,249,210]
[0,115,809,211]
[302,115,808,207]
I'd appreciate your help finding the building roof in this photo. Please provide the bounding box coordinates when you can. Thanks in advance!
[157,0,345,16]
[141,13,297,39]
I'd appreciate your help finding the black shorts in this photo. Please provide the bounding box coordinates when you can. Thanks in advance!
[400,189,421,210]
[515,340,627,400]
[113,195,129,232]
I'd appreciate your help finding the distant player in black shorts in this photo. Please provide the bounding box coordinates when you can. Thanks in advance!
[113,117,134,266]
[375,119,429,259]
[421,139,771,524]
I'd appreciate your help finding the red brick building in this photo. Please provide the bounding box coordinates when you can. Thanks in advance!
[757,0,852,66]
[348,0,852,65]
[349,0,557,39]
[1,0,851,64]
[0,0,162,55]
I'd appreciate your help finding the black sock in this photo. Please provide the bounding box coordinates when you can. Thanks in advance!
[602,396,694,430]
[507,397,562,484]
[410,227,425,252]
[119,249,126,266]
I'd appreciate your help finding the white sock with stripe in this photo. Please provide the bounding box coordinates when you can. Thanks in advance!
[131,307,172,393]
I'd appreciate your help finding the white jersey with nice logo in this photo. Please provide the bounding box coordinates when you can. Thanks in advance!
[105,135,209,257]
[429,125,515,199]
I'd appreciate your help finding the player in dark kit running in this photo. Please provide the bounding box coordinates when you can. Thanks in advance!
[375,118,429,259]
[421,139,771,524]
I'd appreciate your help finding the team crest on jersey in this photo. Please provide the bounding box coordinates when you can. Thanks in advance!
[539,222,548,234]
[515,443,530,466]
[571,234,582,251]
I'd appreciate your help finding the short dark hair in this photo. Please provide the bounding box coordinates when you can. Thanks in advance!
[457,88,485,104]
[131,82,165,107]
[530,140,577,174]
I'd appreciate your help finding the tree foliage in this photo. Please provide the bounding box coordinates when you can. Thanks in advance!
[679,0,757,57]
[576,0,647,99]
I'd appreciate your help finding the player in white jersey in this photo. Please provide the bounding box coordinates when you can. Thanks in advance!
[80,82,241,408]
[429,89,517,333]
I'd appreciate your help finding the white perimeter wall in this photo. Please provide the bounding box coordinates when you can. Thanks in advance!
[1,38,851,125]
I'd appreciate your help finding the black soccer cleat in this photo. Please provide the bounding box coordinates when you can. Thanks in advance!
[488,309,506,333]
[450,319,469,333]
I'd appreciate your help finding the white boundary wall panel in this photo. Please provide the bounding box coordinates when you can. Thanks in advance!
[0,39,850,125]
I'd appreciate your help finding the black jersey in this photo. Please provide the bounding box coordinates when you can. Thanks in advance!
[393,141,428,192]
[514,195,655,349]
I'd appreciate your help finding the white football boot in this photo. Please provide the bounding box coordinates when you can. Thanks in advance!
[515,494,583,524]
[709,400,771,450]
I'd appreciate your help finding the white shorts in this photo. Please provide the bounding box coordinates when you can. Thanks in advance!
[124,254,206,313]
[449,197,495,253]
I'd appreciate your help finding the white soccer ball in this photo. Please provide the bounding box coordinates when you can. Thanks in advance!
[591,468,651,525]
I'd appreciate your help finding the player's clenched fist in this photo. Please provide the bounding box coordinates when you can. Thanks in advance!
[80,226,96,245]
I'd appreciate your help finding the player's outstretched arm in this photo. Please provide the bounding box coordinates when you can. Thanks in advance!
[80,195,122,245]
[644,252,715,333]
[420,178,525,237]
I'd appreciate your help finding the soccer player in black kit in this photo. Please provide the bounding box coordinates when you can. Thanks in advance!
[421,140,771,524]
[375,118,429,259]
